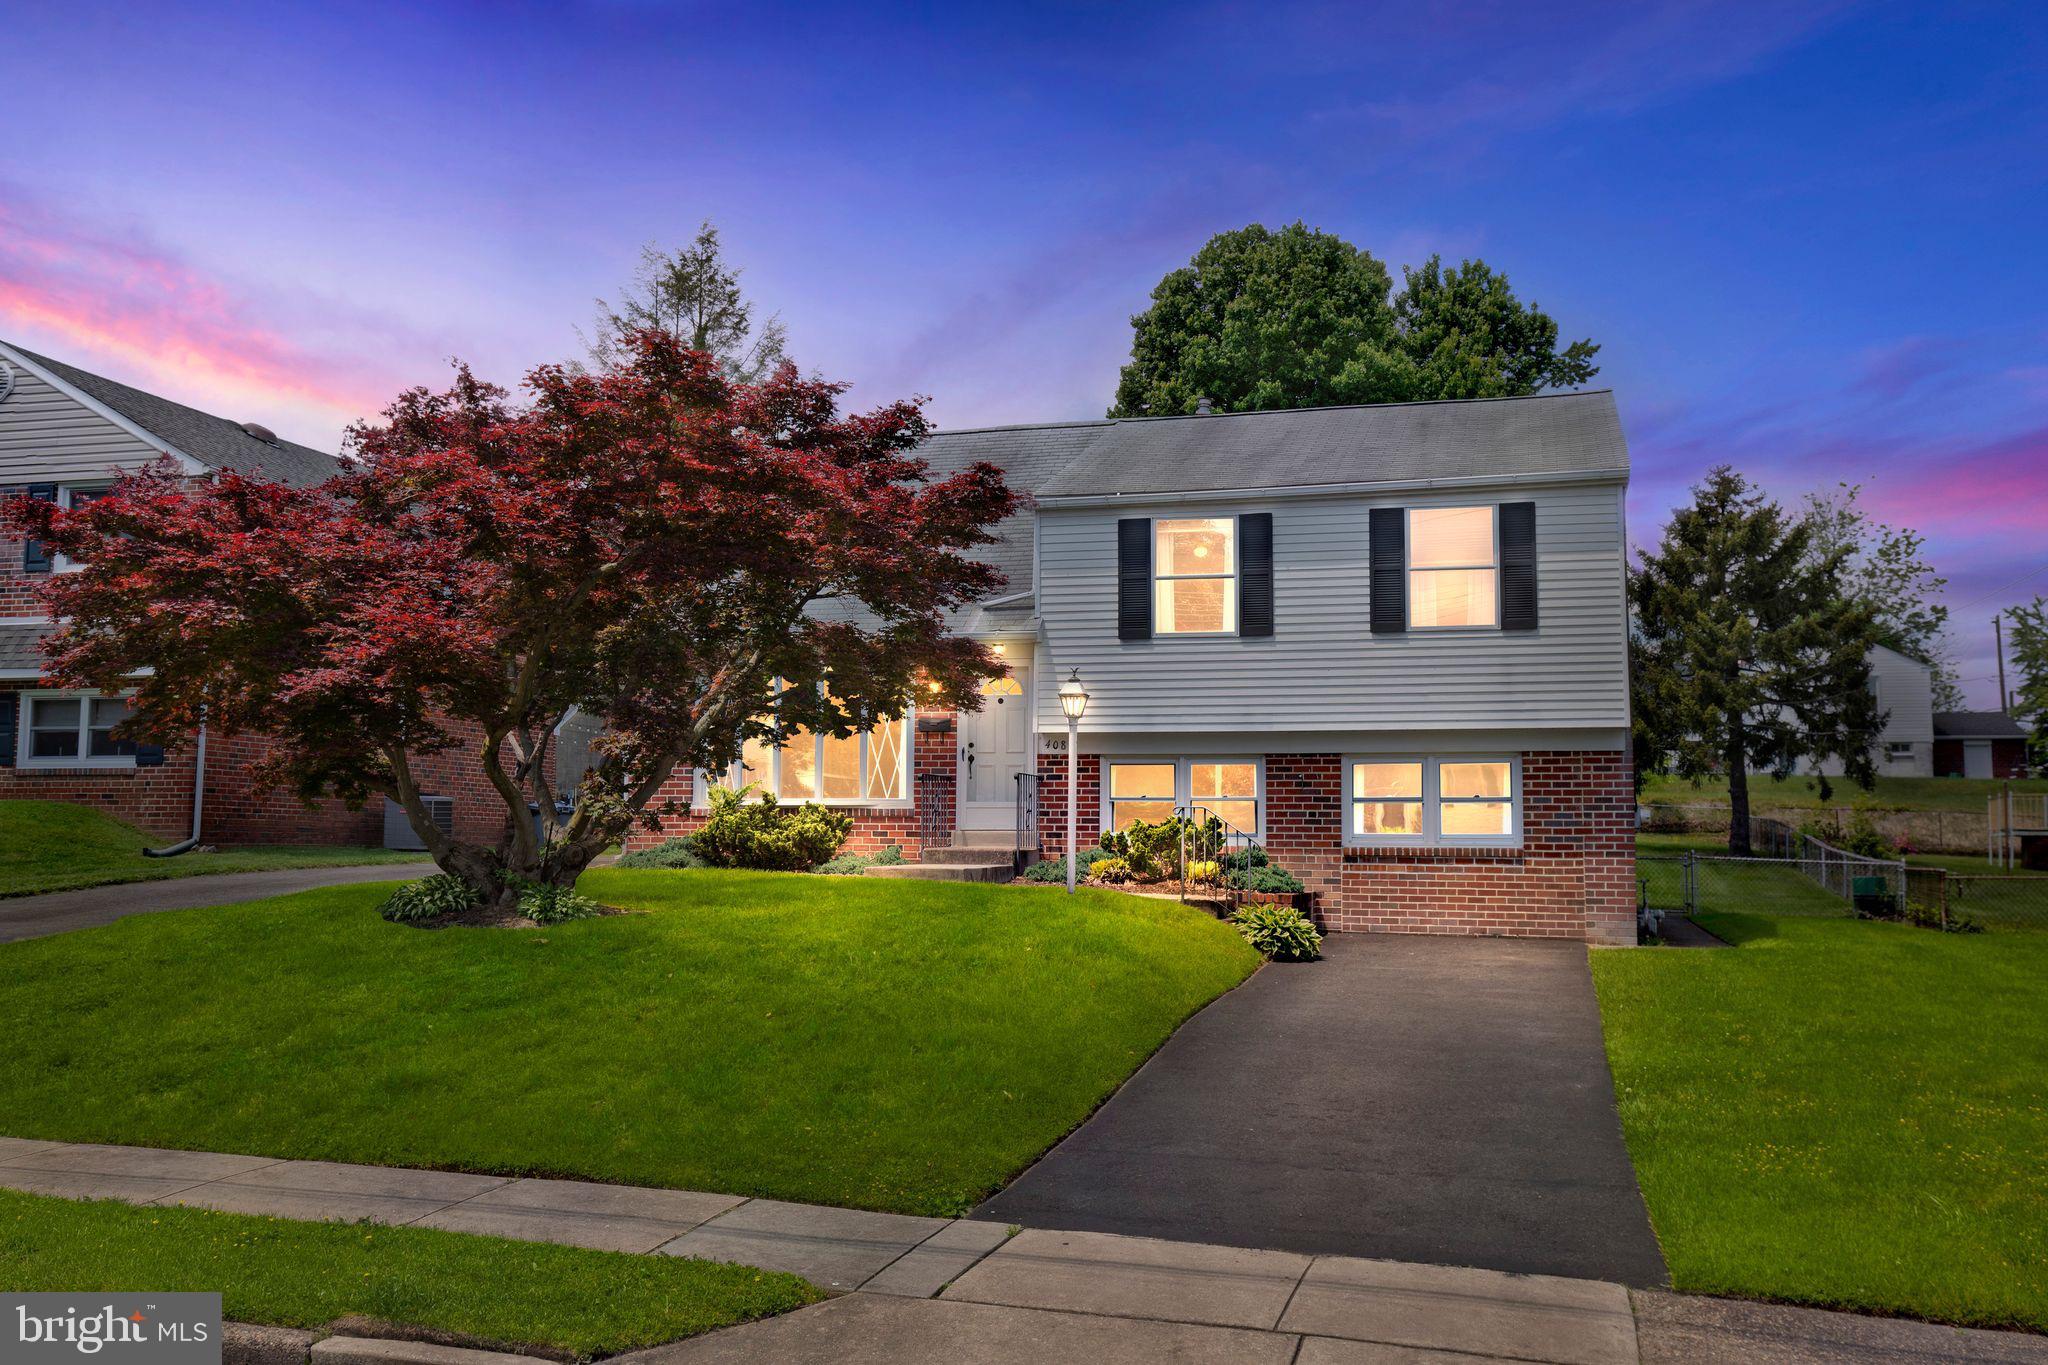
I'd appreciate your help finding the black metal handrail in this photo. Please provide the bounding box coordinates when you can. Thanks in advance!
[1173,803,1263,905]
[1015,771,1040,858]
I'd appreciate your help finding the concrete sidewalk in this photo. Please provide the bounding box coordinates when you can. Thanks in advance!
[0,863,435,943]
[7,1136,2042,1364]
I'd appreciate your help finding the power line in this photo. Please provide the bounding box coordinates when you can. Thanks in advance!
[1946,556,2048,612]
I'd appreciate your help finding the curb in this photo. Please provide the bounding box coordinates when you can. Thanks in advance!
[225,1323,542,1365]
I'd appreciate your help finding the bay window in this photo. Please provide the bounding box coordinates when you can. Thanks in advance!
[1104,758,1261,836]
[1345,756,1518,845]
[706,684,910,806]
[1408,506,1497,628]
[1154,517,1236,635]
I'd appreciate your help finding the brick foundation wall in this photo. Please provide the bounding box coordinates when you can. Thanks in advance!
[626,706,961,858]
[1040,747,1634,944]
[1934,737,2032,780]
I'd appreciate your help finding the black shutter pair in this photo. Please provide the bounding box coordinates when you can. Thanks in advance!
[19,484,57,574]
[1117,514,1274,641]
[1368,501,1538,633]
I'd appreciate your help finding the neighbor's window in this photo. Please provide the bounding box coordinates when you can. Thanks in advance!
[54,486,110,574]
[712,684,909,804]
[21,692,137,767]
[1154,517,1236,634]
[1347,756,1517,844]
[1408,506,1497,628]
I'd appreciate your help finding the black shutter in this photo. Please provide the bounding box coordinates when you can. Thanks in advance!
[0,693,15,768]
[1500,501,1538,632]
[1238,513,1273,637]
[1117,517,1152,641]
[22,484,57,574]
[134,739,166,768]
[1368,507,1406,634]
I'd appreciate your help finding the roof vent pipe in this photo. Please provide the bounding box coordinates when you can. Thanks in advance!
[1194,396,1213,415]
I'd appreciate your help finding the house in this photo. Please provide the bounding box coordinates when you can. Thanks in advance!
[1792,643,1936,778]
[0,340,498,846]
[639,390,1637,943]
[1933,711,2031,779]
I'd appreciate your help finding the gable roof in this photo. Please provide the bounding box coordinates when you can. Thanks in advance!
[1,343,340,488]
[915,420,1111,597]
[1033,389,1626,500]
[1933,711,2029,740]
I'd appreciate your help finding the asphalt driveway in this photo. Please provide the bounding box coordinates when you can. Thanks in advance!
[975,933,1668,1287]
[0,864,434,943]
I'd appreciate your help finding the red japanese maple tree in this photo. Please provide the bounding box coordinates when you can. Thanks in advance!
[5,331,1018,909]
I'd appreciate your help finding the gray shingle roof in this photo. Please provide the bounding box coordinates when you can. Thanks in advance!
[0,622,50,673]
[6,344,340,488]
[1034,389,1627,499]
[1933,711,2029,740]
[914,420,1112,596]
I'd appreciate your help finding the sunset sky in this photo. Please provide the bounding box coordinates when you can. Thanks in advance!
[3,1,2043,704]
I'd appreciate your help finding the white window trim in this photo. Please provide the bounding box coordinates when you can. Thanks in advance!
[1343,754,1521,848]
[1153,514,1240,638]
[1405,505,1501,632]
[1100,756,1265,840]
[694,695,915,810]
[53,485,111,574]
[17,689,140,770]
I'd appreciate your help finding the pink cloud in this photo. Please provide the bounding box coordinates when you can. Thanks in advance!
[0,186,425,432]
[1858,425,2048,538]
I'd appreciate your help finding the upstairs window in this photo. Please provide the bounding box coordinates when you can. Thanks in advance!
[54,486,110,574]
[1408,506,1497,628]
[1154,517,1235,634]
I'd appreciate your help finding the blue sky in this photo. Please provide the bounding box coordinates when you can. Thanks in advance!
[2,0,2043,703]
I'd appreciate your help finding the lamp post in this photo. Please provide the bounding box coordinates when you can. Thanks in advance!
[1057,669,1089,894]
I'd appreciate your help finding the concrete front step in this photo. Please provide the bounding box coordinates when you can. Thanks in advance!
[951,830,1037,851]
[924,847,1026,865]
[863,862,1013,883]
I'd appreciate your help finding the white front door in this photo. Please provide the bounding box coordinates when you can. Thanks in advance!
[1965,741,1994,779]
[959,660,1033,829]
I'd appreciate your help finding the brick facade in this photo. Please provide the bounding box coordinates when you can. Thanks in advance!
[1934,737,2031,780]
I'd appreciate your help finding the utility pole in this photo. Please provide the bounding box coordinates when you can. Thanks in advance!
[1994,613,2010,713]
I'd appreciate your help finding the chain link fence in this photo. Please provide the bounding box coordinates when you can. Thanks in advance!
[1642,825,2048,933]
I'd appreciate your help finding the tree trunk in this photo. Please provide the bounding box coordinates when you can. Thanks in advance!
[1726,729,1753,857]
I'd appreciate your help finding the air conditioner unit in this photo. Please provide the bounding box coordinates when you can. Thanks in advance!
[384,796,453,851]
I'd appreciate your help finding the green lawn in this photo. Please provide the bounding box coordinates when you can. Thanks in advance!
[1594,913,2048,1331]
[0,800,421,898]
[1641,773,2048,814]
[0,869,1258,1215]
[0,1188,816,1359]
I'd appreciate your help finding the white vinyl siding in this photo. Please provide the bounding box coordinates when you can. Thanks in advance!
[1034,480,1629,734]
[0,362,165,485]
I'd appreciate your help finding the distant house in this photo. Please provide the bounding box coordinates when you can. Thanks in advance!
[1794,643,1936,778]
[1933,711,2031,780]
[0,340,498,846]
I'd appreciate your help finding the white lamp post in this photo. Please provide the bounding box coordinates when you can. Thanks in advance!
[1057,669,1089,893]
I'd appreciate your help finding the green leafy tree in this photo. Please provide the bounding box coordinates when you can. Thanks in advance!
[1109,222,1597,417]
[2007,597,2048,768]
[586,221,788,381]
[1800,482,1961,706]
[1631,467,1886,854]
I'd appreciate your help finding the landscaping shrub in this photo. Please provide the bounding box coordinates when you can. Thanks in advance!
[1021,848,1109,883]
[693,785,852,871]
[379,874,480,924]
[1228,863,1305,894]
[1220,844,1269,872]
[615,836,706,870]
[1231,903,1323,961]
[1799,810,1899,859]
[814,844,906,876]
[1185,859,1221,883]
[1086,855,1134,884]
[519,883,604,925]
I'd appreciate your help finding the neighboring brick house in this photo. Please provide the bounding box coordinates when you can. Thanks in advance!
[0,341,499,846]
[1933,711,2032,779]
[637,392,1637,944]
